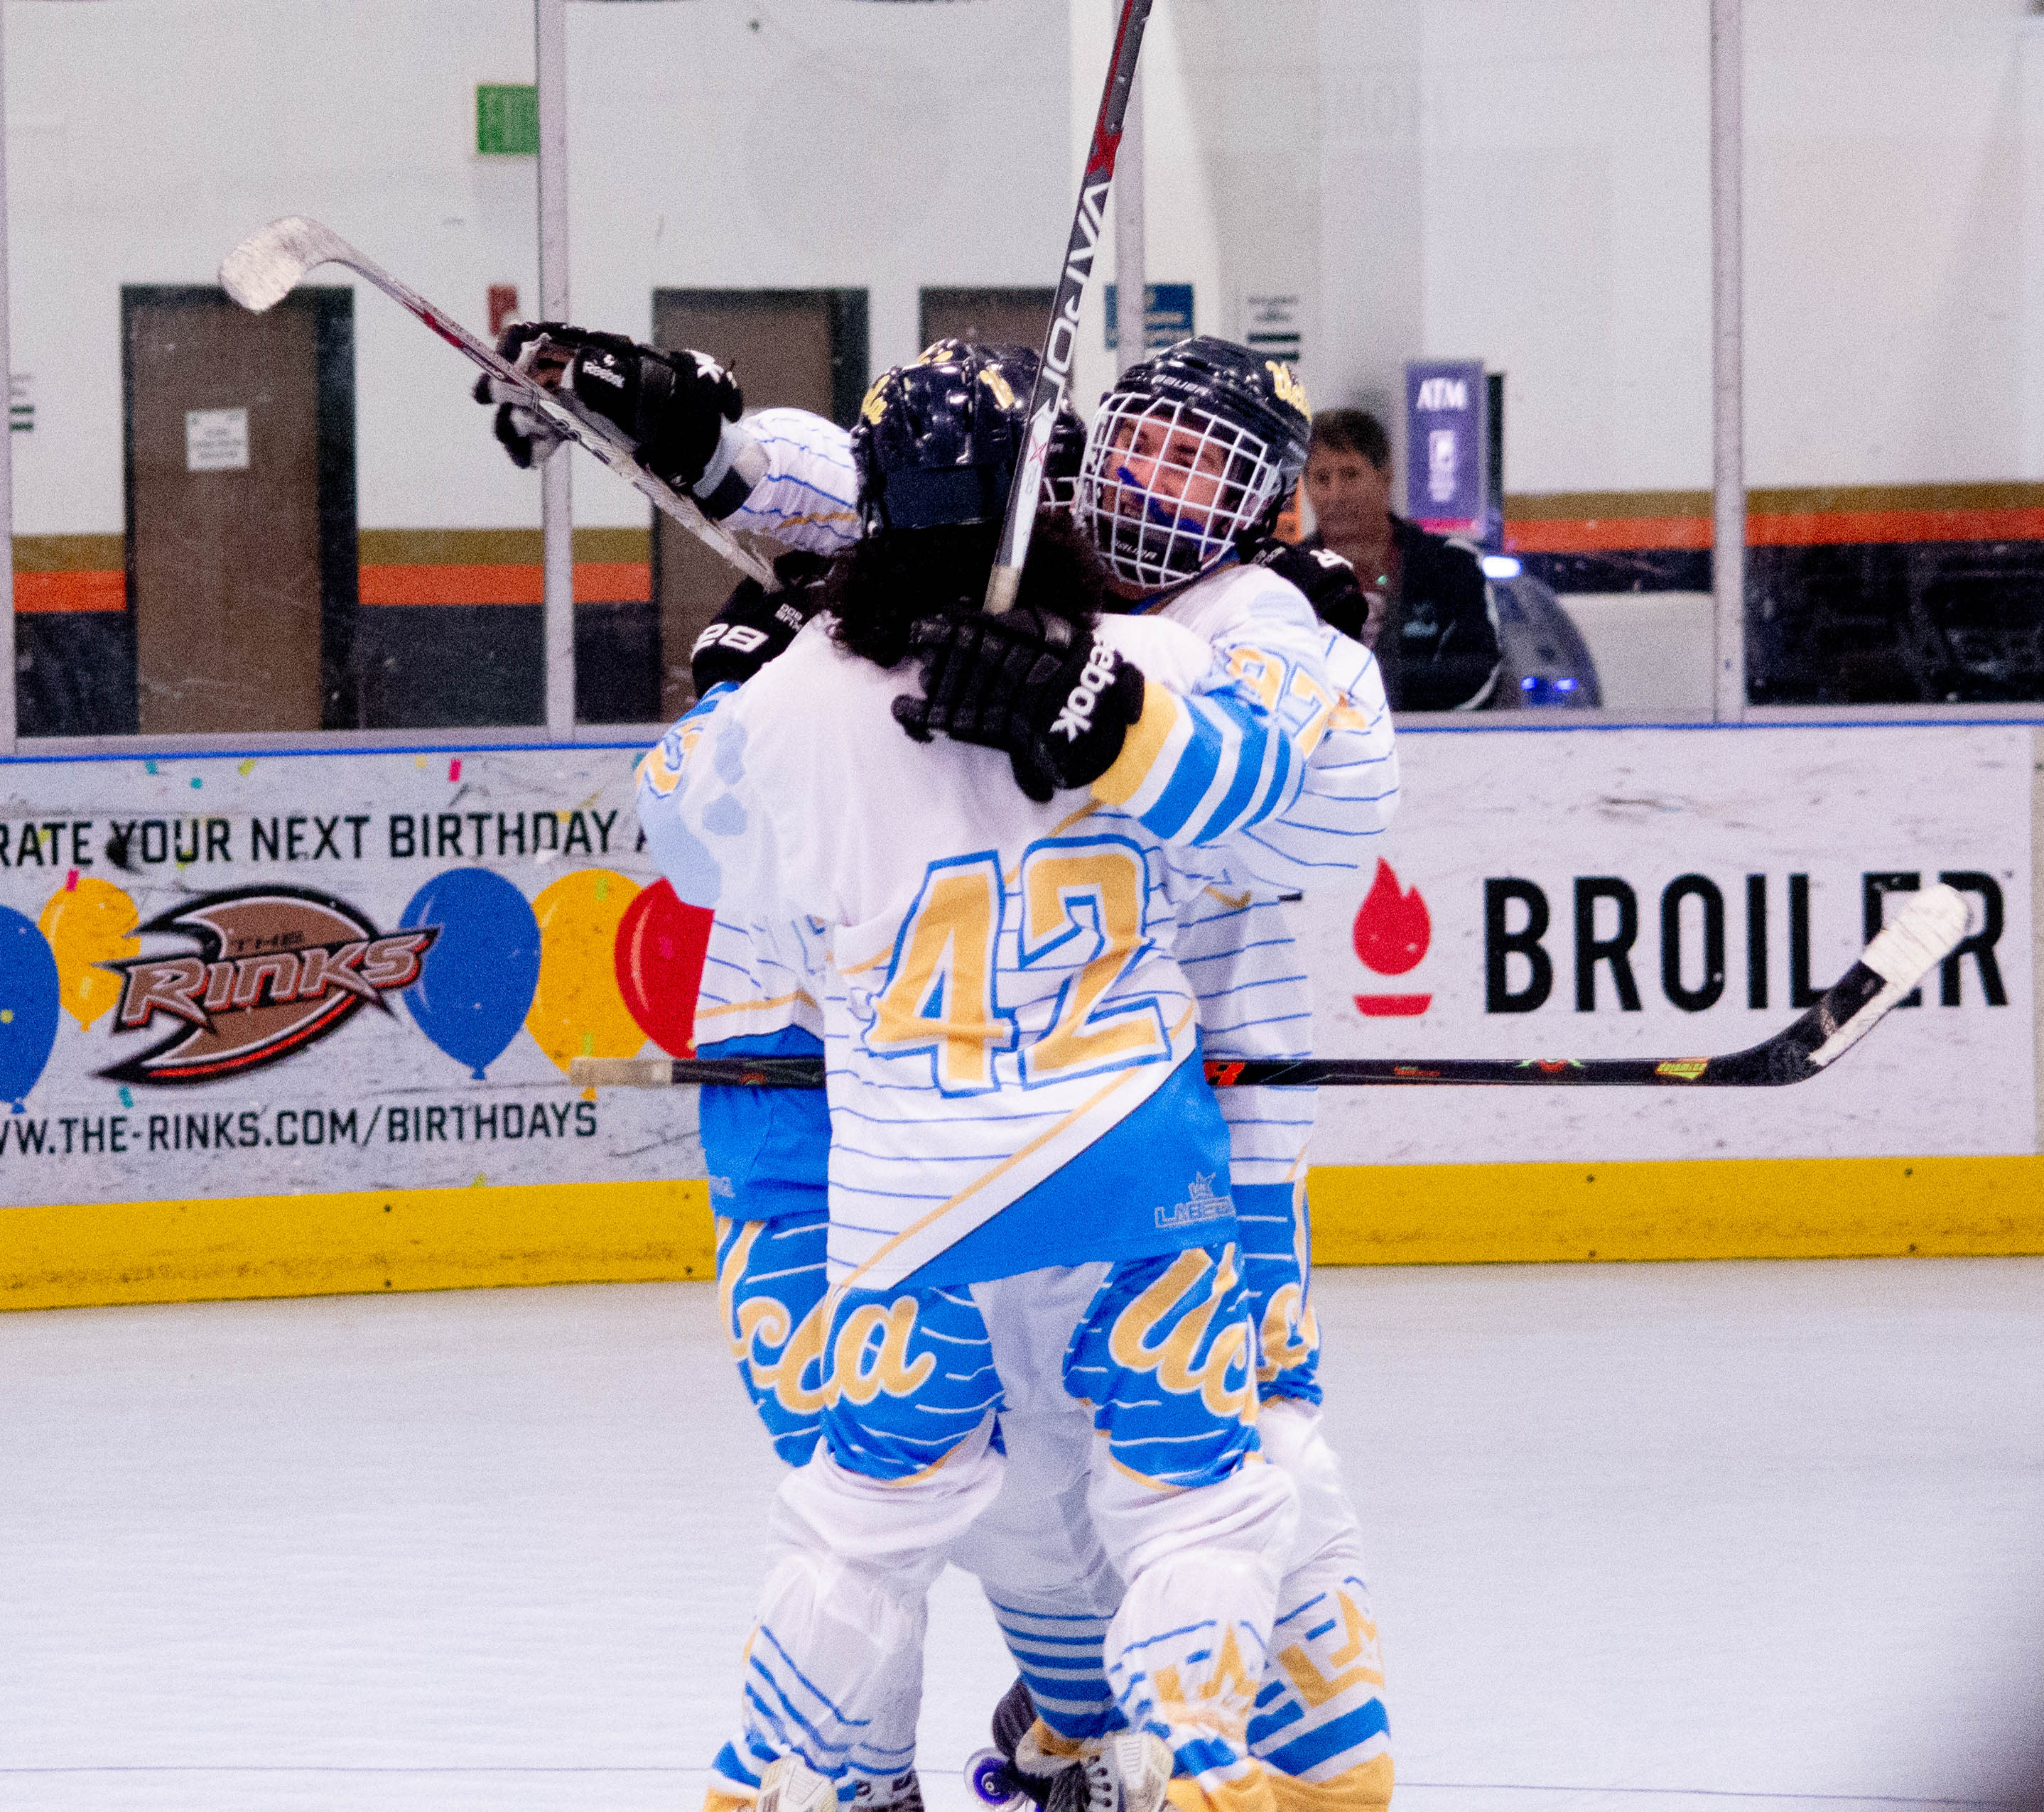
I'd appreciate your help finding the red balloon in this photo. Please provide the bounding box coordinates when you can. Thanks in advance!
[614,879,714,1057]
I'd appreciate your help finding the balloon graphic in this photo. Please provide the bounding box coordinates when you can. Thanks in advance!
[39,877,140,1030]
[400,869,541,1079]
[526,868,645,1073]
[0,908,60,1112]
[615,879,714,1057]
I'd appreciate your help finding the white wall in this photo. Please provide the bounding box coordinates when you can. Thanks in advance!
[4,0,2040,541]
[1339,0,2043,494]
[4,0,1069,536]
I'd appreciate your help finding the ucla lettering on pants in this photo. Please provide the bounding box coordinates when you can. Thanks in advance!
[717,1210,831,1468]
[1235,1178,1321,1406]
[820,1242,1261,1489]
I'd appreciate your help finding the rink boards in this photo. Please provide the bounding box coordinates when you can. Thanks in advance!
[1,722,2039,1310]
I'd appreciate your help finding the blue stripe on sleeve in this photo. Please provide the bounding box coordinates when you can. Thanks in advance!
[1140,698,1228,840]
[1191,693,1272,845]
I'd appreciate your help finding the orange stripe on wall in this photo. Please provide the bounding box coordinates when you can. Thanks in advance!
[1505,516,1712,554]
[1505,504,2044,554]
[356,562,651,606]
[14,570,125,614]
[6,563,655,614]
[1746,507,2044,547]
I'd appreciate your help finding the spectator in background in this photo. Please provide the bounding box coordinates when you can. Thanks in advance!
[1298,408,1502,711]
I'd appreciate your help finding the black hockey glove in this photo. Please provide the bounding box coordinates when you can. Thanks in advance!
[475,322,743,487]
[475,320,573,468]
[690,551,831,698]
[892,607,1145,804]
[1250,537,1368,643]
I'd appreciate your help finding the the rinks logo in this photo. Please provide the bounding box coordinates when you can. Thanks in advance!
[1051,639,1119,742]
[102,886,435,1085]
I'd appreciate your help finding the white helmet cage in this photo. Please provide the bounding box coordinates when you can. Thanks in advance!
[1078,390,1287,592]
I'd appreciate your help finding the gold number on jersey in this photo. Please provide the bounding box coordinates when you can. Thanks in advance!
[866,852,1012,1094]
[1018,837,1170,1085]
[1287,668,1336,753]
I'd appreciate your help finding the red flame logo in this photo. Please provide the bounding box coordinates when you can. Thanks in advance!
[1353,859,1432,1017]
[1353,860,1430,974]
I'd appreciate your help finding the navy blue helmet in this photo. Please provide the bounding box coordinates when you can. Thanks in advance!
[853,340,1086,536]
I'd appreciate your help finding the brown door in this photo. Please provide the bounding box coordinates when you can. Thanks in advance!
[919,288,1056,357]
[126,289,328,734]
[650,290,865,720]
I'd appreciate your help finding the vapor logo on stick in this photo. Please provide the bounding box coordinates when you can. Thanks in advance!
[102,886,435,1085]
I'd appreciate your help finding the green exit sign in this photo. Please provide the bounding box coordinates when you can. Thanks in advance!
[476,85,539,156]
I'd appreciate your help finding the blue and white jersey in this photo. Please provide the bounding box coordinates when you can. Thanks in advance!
[637,612,1318,1291]
[1176,617,1400,1185]
[708,406,862,557]
[690,407,859,1054]
[694,913,828,1048]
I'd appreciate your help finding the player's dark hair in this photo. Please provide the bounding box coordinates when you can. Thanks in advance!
[1312,408,1391,473]
[824,511,1110,670]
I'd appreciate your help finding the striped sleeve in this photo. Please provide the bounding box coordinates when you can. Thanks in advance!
[1230,626,1401,891]
[1091,672,1303,848]
[722,406,862,555]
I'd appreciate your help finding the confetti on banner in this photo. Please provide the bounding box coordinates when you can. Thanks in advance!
[448,758,463,783]
[64,870,77,891]
[119,1087,133,1109]
[190,777,202,789]
[145,761,158,775]
[238,758,256,776]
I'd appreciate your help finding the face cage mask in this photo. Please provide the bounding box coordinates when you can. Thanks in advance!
[1078,392,1284,592]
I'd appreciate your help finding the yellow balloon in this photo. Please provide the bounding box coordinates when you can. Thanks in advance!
[39,877,140,1031]
[526,867,645,1074]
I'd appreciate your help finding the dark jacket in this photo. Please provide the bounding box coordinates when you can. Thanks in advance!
[1303,517,1502,711]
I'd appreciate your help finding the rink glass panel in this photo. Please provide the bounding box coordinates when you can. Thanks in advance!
[647,288,869,723]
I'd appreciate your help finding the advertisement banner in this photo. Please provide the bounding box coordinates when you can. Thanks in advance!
[0,725,2030,1218]
[0,742,705,1208]
[1302,724,2035,1165]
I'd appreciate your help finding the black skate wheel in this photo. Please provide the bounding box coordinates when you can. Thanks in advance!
[963,1748,1031,1811]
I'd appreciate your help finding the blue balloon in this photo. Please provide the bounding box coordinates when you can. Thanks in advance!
[400,869,541,1080]
[0,908,59,1112]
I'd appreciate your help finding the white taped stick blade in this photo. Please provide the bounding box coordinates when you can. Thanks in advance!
[220,216,352,313]
[1864,883,1972,996]
[568,1056,672,1089]
[1809,882,1971,1071]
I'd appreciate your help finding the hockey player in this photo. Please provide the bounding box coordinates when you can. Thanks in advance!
[637,342,1336,1812]
[898,341,1397,1812]
[480,329,1396,1810]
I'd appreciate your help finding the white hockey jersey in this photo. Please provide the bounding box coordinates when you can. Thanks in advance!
[681,408,1402,1193]
[638,609,1316,1291]
[691,408,862,1057]
[1168,617,1400,1184]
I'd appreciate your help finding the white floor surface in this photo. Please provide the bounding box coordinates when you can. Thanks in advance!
[3,1259,2040,1812]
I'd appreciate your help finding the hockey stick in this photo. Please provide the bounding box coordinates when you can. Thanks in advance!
[983,0,1153,615]
[220,216,774,585]
[570,883,1970,1092]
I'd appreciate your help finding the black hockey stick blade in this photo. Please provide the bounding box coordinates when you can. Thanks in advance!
[567,884,1970,1092]
[983,0,1152,615]
[220,216,773,585]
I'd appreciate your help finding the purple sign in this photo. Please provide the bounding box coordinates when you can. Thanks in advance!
[1405,359,1486,532]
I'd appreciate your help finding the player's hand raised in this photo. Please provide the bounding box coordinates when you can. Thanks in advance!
[892,607,1145,803]
[473,320,575,468]
[475,322,743,487]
